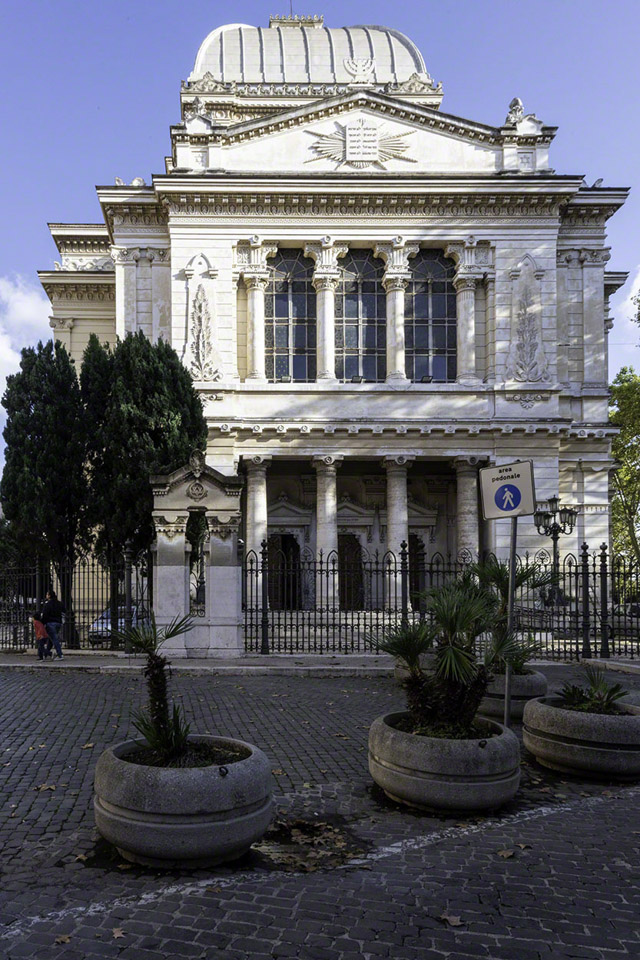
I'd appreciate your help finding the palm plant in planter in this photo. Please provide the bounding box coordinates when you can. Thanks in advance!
[475,559,553,719]
[368,578,521,811]
[94,614,273,867]
[523,664,640,779]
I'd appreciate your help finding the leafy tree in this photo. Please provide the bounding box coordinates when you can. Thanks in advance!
[1,340,89,567]
[609,367,640,562]
[81,332,207,555]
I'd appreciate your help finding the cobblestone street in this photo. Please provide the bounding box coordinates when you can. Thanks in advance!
[1,664,640,960]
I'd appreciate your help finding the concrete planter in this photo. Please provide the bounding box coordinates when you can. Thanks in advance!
[479,669,548,720]
[368,711,520,812]
[94,735,273,867]
[523,697,640,780]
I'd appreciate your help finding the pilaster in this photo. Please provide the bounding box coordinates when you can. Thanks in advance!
[237,237,278,382]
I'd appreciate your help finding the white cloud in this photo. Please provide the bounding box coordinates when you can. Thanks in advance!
[0,275,52,471]
[609,264,640,378]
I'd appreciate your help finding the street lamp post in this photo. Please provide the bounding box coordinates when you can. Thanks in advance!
[533,496,578,603]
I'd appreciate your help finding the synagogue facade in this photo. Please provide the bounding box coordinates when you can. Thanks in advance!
[41,16,628,574]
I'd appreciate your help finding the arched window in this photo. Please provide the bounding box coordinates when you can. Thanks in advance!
[264,250,316,382]
[335,251,386,382]
[405,250,457,382]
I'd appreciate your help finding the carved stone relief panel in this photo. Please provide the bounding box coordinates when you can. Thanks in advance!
[505,255,550,383]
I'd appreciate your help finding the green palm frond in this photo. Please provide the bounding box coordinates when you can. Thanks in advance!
[434,642,477,683]
[375,621,434,677]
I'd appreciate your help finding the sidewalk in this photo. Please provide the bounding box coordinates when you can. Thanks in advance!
[0,651,396,676]
[3,649,640,677]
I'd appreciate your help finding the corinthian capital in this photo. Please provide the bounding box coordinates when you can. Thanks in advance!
[374,237,419,275]
[236,236,278,276]
[305,237,349,274]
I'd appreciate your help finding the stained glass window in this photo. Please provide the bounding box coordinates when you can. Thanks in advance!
[405,250,457,382]
[335,251,386,382]
[264,250,316,382]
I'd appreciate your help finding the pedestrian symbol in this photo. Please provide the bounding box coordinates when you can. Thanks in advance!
[494,484,522,512]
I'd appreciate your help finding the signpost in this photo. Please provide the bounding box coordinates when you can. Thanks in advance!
[479,461,536,727]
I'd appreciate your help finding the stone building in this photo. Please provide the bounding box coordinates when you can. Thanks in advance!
[41,16,628,581]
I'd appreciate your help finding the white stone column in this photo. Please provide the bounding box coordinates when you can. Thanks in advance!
[383,277,409,383]
[374,238,419,384]
[453,275,479,384]
[313,456,341,558]
[313,455,342,609]
[245,456,270,556]
[312,276,338,381]
[454,457,480,560]
[305,238,348,382]
[245,276,268,381]
[384,457,411,556]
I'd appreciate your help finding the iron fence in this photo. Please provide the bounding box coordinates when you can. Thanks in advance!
[0,550,152,652]
[243,542,640,659]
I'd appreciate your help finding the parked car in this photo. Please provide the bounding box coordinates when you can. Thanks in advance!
[88,605,150,645]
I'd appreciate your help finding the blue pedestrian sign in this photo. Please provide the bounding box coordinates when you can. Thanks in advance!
[479,461,536,520]
[494,484,522,512]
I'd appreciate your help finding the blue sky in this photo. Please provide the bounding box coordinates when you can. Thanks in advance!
[1,0,638,461]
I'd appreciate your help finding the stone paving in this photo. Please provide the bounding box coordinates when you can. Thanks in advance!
[1,665,640,959]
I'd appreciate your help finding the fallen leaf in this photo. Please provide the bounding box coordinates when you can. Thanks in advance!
[74,853,88,862]
[35,783,56,792]
[55,934,71,944]
[497,849,514,858]
[81,743,94,750]
[272,768,284,775]
[112,928,125,939]
[207,886,222,893]
[333,734,350,740]
[439,912,464,927]
[516,843,532,850]
[117,863,132,871]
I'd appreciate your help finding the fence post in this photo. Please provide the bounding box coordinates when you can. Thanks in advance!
[599,542,610,659]
[124,541,133,654]
[580,542,592,659]
[260,539,269,655]
[400,541,409,626]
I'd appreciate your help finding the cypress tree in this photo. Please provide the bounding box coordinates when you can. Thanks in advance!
[82,331,207,554]
[1,340,88,567]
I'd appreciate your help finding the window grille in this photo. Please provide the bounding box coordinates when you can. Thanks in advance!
[405,250,457,382]
[335,250,386,382]
[264,250,317,382]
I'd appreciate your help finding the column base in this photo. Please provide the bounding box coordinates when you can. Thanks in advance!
[456,373,481,385]
[385,373,410,387]
[317,374,338,384]
[245,375,268,384]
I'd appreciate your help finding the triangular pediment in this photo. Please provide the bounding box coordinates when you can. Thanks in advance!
[208,92,504,175]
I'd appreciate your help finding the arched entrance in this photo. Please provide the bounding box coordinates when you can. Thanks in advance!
[338,533,365,610]
[267,534,301,610]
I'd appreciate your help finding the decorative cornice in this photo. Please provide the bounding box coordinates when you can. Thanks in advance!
[39,275,115,302]
[206,420,611,440]
[557,247,611,266]
[161,192,565,223]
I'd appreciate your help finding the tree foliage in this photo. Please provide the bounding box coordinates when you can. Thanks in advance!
[0,340,89,565]
[609,367,640,562]
[81,332,207,554]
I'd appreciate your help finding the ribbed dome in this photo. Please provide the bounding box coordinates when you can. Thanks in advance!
[190,20,429,85]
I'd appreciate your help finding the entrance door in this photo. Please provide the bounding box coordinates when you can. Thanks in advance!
[338,533,365,610]
[267,534,301,610]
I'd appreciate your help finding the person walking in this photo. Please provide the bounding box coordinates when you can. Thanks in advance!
[41,589,65,660]
[33,614,50,661]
